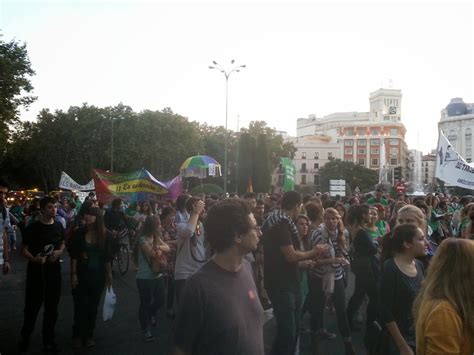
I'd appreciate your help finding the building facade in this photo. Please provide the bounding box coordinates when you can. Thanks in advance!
[296,88,408,173]
[438,97,474,163]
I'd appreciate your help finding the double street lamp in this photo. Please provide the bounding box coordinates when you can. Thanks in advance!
[209,60,246,195]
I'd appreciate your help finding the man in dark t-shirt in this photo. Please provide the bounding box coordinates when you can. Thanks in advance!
[262,191,323,355]
[19,196,65,353]
[173,199,264,355]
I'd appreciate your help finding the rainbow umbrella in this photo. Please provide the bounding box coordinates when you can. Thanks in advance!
[179,155,221,178]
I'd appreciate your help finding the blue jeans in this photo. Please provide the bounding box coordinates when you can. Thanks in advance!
[136,277,165,331]
[267,288,302,355]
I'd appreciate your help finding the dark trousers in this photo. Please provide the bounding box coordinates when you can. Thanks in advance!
[174,279,187,306]
[307,275,351,339]
[165,275,175,310]
[267,288,302,355]
[346,271,379,329]
[20,265,61,345]
[72,272,105,339]
[136,277,165,331]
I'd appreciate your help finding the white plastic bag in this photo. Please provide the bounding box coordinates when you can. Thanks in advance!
[102,286,117,321]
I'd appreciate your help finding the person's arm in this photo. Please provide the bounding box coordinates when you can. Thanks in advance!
[21,244,46,264]
[105,262,112,289]
[385,322,413,355]
[2,227,10,274]
[280,244,322,263]
[156,238,171,253]
[177,201,204,241]
[141,240,158,258]
[424,303,464,354]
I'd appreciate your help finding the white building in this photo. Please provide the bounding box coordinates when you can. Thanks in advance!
[438,97,474,163]
[296,88,408,172]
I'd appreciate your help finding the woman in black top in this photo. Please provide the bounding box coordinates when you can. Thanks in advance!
[380,223,426,355]
[69,207,112,348]
[346,204,380,342]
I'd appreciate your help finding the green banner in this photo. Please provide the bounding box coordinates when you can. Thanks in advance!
[280,157,295,192]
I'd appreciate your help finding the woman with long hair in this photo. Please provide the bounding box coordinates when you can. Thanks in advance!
[69,207,112,348]
[379,224,426,355]
[136,215,170,342]
[159,206,177,317]
[308,208,354,354]
[346,204,379,341]
[388,201,407,231]
[305,202,324,236]
[414,238,474,354]
[459,202,474,238]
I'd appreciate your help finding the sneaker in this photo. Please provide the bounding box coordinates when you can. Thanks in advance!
[143,331,155,342]
[315,329,337,340]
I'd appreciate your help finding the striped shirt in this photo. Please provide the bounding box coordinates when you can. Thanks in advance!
[310,226,345,280]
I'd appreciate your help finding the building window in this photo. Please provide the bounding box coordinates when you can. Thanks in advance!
[314,163,319,169]
[425,167,428,172]
[371,139,380,146]
[314,152,319,159]
[371,158,379,166]
[345,148,353,154]
[302,152,306,159]
[466,148,472,157]
[358,148,366,154]
[301,175,306,185]
[466,128,472,150]
[390,128,398,136]
[344,140,354,146]
[390,158,398,165]
[371,128,380,136]
[425,173,428,179]
[346,128,354,136]
[390,139,398,145]
[328,152,333,159]
[467,158,472,163]
[301,163,307,172]
[448,130,457,142]
[313,175,320,186]
[390,147,398,154]
[357,139,367,145]
[358,158,365,166]
[357,128,366,136]
[370,148,380,154]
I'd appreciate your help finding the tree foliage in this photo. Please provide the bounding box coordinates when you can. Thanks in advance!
[0,37,36,127]
[319,159,378,193]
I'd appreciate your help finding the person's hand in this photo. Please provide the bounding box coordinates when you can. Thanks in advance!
[71,274,78,288]
[193,200,205,215]
[399,345,414,355]
[33,255,47,264]
[304,260,317,269]
[47,250,62,263]
[313,244,329,258]
[105,273,112,289]
[2,261,11,275]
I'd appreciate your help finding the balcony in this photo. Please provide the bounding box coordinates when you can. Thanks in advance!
[300,169,308,173]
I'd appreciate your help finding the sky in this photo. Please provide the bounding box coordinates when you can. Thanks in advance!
[1,0,473,153]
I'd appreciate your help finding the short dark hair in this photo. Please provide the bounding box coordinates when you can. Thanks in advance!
[111,198,122,209]
[39,196,57,210]
[204,199,252,253]
[347,204,370,226]
[281,191,301,211]
[176,194,190,213]
[381,224,420,261]
[185,196,202,214]
[305,202,323,223]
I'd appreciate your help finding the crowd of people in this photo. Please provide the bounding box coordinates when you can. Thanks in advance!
[1,176,473,355]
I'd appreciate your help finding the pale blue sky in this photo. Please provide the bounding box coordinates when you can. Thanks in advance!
[2,0,473,153]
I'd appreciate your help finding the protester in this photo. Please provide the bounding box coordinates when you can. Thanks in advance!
[379,224,426,354]
[69,207,113,348]
[0,178,11,275]
[367,188,388,206]
[174,197,208,303]
[174,194,190,224]
[19,196,65,353]
[346,204,380,339]
[135,215,170,342]
[414,238,474,355]
[262,191,326,355]
[308,208,354,354]
[173,199,264,355]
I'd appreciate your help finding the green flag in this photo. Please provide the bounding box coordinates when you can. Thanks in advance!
[280,157,295,192]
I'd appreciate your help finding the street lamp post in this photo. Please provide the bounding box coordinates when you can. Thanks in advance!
[209,60,246,195]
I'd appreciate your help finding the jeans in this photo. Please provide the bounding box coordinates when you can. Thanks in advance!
[136,277,165,331]
[20,265,61,345]
[165,275,175,311]
[307,275,351,339]
[346,271,379,331]
[267,288,303,355]
[72,271,105,339]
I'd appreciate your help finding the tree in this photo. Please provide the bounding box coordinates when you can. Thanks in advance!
[319,159,378,193]
[0,37,36,126]
[254,134,271,193]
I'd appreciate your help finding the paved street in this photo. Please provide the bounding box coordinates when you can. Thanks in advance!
[1,235,368,355]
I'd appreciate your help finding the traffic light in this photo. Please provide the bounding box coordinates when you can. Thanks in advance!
[394,166,402,181]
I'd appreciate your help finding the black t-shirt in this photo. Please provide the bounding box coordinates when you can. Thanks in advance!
[104,209,126,231]
[173,259,264,355]
[22,220,64,269]
[263,221,300,291]
[351,228,379,275]
[380,258,425,343]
